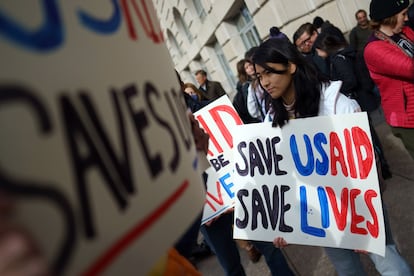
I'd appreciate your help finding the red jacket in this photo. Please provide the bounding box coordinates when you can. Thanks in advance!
[364,26,414,128]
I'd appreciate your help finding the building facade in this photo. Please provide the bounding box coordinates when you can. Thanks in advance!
[152,0,370,99]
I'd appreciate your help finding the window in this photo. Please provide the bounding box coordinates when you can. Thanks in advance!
[192,0,207,22]
[167,29,183,58]
[236,6,261,49]
[173,8,193,43]
[214,41,236,88]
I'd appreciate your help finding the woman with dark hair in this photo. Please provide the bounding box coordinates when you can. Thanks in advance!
[252,37,412,275]
[314,32,359,98]
[253,37,356,127]
[233,59,260,124]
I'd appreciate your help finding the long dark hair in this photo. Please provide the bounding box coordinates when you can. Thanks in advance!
[313,31,348,56]
[252,38,328,127]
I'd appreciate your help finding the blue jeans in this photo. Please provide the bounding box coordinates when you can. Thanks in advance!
[325,245,413,276]
[251,240,294,276]
[200,212,246,276]
[325,205,413,276]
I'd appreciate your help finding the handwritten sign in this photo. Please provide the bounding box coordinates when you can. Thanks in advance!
[232,113,385,256]
[0,1,205,275]
[193,95,243,224]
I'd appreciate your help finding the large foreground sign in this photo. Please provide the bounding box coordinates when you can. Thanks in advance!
[0,1,205,275]
[232,113,385,256]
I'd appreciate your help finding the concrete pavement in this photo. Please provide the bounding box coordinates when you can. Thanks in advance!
[197,108,414,276]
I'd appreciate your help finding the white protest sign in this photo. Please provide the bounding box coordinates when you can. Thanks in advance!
[193,95,243,224]
[232,113,385,256]
[0,1,205,275]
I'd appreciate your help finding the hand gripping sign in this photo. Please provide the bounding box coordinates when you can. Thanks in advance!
[232,113,386,256]
[0,1,205,275]
[193,95,244,224]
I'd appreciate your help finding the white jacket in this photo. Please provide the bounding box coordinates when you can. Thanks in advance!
[264,81,361,122]
[247,82,267,121]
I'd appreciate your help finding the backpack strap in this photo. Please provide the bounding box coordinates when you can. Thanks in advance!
[374,30,414,57]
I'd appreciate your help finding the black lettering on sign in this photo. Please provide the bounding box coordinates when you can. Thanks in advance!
[235,137,287,177]
[0,81,191,273]
[235,185,293,232]
[0,85,76,274]
[146,83,179,172]
[60,93,129,238]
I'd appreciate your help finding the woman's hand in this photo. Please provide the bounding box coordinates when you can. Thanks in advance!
[354,249,368,254]
[0,190,51,276]
[188,112,209,154]
[273,237,288,248]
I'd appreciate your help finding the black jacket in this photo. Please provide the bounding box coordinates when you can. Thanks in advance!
[329,46,379,111]
[199,80,226,101]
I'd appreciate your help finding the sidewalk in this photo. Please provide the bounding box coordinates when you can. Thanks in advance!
[197,108,414,275]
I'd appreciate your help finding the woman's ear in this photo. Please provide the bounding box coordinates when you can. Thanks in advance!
[289,62,297,74]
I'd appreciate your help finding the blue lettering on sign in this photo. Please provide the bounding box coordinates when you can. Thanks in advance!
[314,132,329,175]
[0,0,63,51]
[219,173,235,198]
[290,134,314,176]
[77,0,121,34]
[317,186,329,228]
[300,186,325,237]
[0,0,163,52]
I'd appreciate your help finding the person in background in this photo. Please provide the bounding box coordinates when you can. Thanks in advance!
[233,59,261,124]
[245,47,272,122]
[183,82,207,102]
[364,0,414,160]
[173,71,212,268]
[313,32,358,98]
[269,26,289,41]
[232,58,263,263]
[252,36,412,276]
[313,31,391,179]
[312,16,325,33]
[293,23,330,77]
[175,70,248,275]
[350,9,372,54]
[182,82,211,113]
[195,69,226,101]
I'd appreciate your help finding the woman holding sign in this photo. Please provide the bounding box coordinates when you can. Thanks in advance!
[251,37,412,275]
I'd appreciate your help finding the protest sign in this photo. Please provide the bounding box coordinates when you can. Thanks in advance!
[0,1,205,275]
[232,113,385,256]
[193,95,243,224]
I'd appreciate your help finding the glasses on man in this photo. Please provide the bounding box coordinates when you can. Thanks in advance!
[297,34,312,49]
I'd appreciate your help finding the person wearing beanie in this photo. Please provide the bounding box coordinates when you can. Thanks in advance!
[269,26,289,41]
[313,16,324,32]
[364,0,414,161]
[361,1,414,275]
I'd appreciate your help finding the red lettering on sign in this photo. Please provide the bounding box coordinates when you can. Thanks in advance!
[352,127,374,179]
[205,181,225,211]
[120,0,164,43]
[365,189,379,238]
[330,132,349,177]
[326,186,349,231]
[82,180,189,276]
[350,189,368,235]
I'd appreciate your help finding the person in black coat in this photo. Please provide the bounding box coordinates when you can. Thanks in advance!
[313,32,391,179]
[195,69,226,101]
